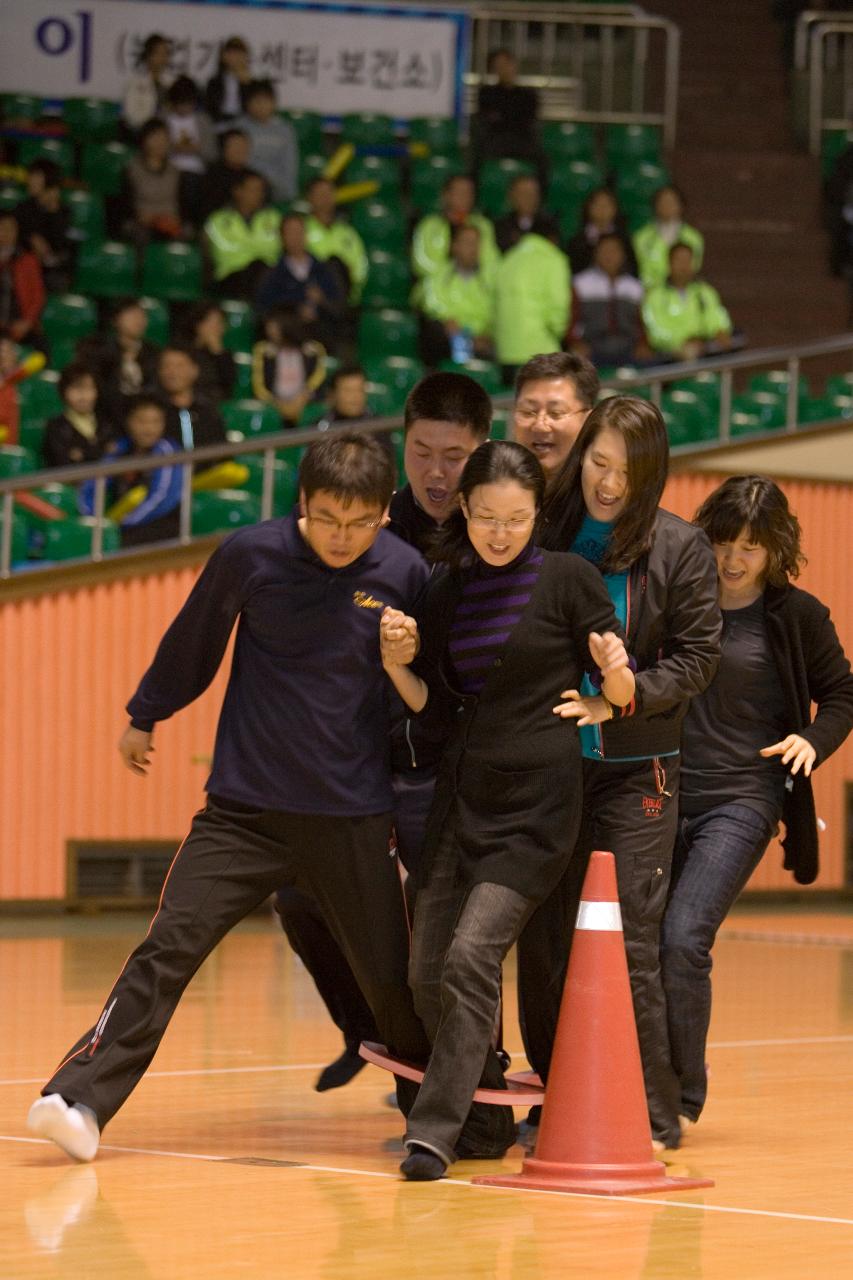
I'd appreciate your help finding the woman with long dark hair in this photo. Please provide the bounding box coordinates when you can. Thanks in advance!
[517,395,721,1151]
[661,476,853,1130]
[380,440,635,1180]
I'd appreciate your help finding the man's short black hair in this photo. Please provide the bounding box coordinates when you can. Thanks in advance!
[300,432,395,509]
[221,127,248,149]
[125,392,167,421]
[58,361,97,398]
[403,371,492,439]
[159,343,200,365]
[244,78,276,103]
[29,158,63,189]
[514,352,600,410]
[331,363,366,388]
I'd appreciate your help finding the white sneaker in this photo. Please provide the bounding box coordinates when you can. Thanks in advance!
[27,1095,100,1162]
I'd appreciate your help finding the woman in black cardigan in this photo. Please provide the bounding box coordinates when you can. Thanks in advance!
[379,441,635,1181]
[660,476,853,1129]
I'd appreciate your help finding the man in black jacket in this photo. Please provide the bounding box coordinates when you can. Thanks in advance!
[275,371,492,1091]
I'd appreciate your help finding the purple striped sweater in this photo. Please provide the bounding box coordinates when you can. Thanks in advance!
[449,542,544,694]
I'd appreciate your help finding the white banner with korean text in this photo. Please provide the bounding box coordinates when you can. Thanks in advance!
[3,0,468,120]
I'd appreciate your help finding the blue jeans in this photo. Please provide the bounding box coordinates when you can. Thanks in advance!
[660,803,776,1120]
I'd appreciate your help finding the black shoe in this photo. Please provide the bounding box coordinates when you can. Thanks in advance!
[524,1105,541,1129]
[314,1049,367,1093]
[400,1145,446,1181]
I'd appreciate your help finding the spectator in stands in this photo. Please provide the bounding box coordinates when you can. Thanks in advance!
[643,242,733,361]
[156,344,228,453]
[418,223,495,367]
[493,174,559,254]
[236,80,298,204]
[43,362,116,469]
[566,187,637,276]
[203,170,281,300]
[633,185,704,289]
[0,339,22,445]
[178,301,236,402]
[512,350,599,483]
[305,178,368,304]
[120,119,192,246]
[163,76,217,177]
[256,212,345,353]
[568,234,652,368]
[251,307,327,426]
[493,231,570,382]
[473,48,545,184]
[78,299,159,416]
[15,159,73,292]
[197,128,251,222]
[122,34,173,137]
[0,212,45,344]
[412,174,499,280]
[322,365,369,424]
[205,37,253,125]
[81,393,182,548]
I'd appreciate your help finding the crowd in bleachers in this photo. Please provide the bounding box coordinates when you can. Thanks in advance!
[0,34,742,561]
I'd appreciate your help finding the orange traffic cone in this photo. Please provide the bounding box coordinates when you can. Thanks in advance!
[475,850,714,1195]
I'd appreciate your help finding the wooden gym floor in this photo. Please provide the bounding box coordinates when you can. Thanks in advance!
[1,903,852,1279]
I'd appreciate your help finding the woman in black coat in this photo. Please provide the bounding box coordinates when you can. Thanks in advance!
[660,476,853,1129]
[516,395,721,1152]
[380,440,635,1180]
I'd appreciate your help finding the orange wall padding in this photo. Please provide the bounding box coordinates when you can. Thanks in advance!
[1,474,851,902]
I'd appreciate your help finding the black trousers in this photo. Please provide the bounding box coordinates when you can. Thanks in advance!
[43,797,430,1129]
[273,768,435,1053]
[517,756,683,1147]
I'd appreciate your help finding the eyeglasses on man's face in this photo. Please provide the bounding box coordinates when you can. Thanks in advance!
[514,405,587,427]
[306,512,384,534]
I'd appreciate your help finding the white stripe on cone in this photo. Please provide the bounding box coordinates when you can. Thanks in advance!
[576,900,623,932]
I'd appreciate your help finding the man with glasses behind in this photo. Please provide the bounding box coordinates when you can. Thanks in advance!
[512,351,600,483]
[28,433,434,1162]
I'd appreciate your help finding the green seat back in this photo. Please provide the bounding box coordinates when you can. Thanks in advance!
[341,113,396,147]
[41,293,98,344]
[348,200,407,247]
[18,372,63,428]
[81,142,131,196]
[220,299,256,352]
[0,445,37,478]
[140,242,202,302]
[661,389,718,446]
[64,97,120,143]
[477,158,535,218]
[346,155,401,196]
[74,240,137,297]
[410,155,459,215]
[542,121,597,163]
[0,183,24,212]
[439,358,503,395]
[2,94,43,121]
[238,454,299,515]
[18,137,74,174]
[191,489,262,534]
[299,152,327,188]
[28,483,80,518]
[731,393,786,431]
[65,189,106,243]
[606,124,662,166]
[137,296,170,347]
[407,117,461,157]
[358,310,419,361]
[221,399,282,437]
[362,354,424,396]
[361,251,411,309]
[43,517,120,561]
[281,110,324,152]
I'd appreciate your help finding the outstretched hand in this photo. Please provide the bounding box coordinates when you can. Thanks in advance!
[760,734,816,777]
[380,606,419,668]
[553,690,613,726]
[588,630,629,677]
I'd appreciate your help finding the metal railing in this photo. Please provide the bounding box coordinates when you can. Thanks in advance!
[4,334,853,580]
[468,4,680,146]
[795,12,853,154]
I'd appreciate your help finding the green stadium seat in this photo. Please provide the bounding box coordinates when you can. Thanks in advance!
[220,300,256,352]
[821,129,853,178]
[41,293,98,347]
[669,372,721,407]
[796,395,839,424]
[1,509,30,564]
[439,357,503,395]
[0,445,37,478]
[63,97,120,144]
[410,155,459,215]
[825,372,853,399]
[606,124,662,167]
[361,250,411,309]
[748,370,809,402]
[364,381,398,417]
[348,200,407,248]
[18,372,62,428]
[546,160,605,236]
[407,117,461,158]
[43,517,120,561]
[358,310,419,361]
[65,190,106,243]
[346,155,401,196]
[615,161,670,205]
[825,393,853,419]
[661,389,718,446]
[81,142,131,197]
[18,420,46,458]
[477,158,535,218]
[0,183,24,212]
[18,137,75,175]
[140,242,202,302]
[221,399,282,437]
[341,113,396,147]
[362,354,424,399]
[47,336,78,370]
[542,121,596,164]
[299,152,327,188]
[27,482,80,518]
[282,110,324,152]
[232,352,253,397]
[138,296,170,347]
[75,240,136,297]
[2,94,43,121]
[239,453,299,515]
[490,412,509,441]
[192,489,262,534]
[730,393,786,433]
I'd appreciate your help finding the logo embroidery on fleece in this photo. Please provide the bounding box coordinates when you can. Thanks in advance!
[642,795,664,818]
[353,590,385,610]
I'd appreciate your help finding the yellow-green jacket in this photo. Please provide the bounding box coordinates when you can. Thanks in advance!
[643,280,732,354]
[305,215,368,302]
[494,234,571,365]
[632,221,704,289]
[411,212,499,280]
[420,264,494,337]
[203,206,282,281]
